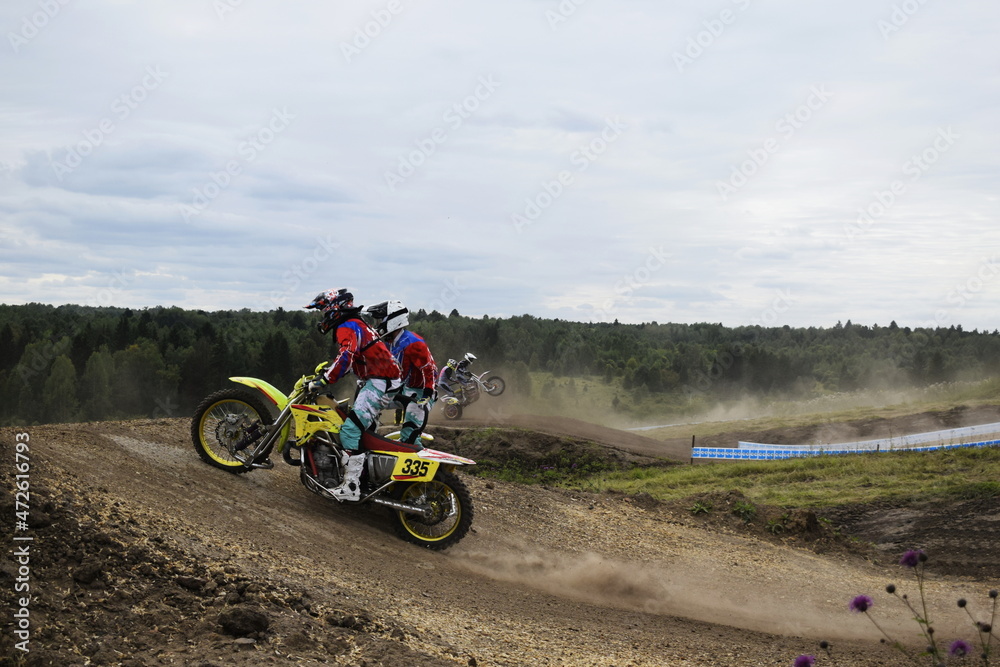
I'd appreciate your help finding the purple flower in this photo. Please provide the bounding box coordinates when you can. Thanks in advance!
[849,595,874,613]
[794,656,816,667]
[949,639,973,657]
[899,549,925,568]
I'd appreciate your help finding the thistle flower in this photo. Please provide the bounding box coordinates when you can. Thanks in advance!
[793,656,815,667]
[850,595,874,613]
[899,549,925,568]
[948,639,973,657]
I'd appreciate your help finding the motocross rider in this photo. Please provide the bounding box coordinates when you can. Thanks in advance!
[364,300,437,445]
[304,288,402,501]
[437,353,476,401]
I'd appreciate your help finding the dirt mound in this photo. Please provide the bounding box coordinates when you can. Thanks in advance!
[5,411,998,666]
[446,413,691,461]
[0,471,453,666]
[822,495,1000,579]
[423,425,673,479]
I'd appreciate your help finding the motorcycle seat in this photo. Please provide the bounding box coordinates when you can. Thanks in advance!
[331,405,422,454]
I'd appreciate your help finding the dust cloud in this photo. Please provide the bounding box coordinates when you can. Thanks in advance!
[454,547,878,640]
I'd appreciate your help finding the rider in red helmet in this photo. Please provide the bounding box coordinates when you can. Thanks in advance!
[304,288,401,501]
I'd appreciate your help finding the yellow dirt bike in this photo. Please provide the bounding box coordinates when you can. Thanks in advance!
[190,362,475,550]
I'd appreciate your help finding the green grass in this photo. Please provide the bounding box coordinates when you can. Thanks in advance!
[561,445,1000,509]
[491,376,1000,509]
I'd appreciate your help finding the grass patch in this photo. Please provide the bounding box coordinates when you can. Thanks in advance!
[560,445,1000,508]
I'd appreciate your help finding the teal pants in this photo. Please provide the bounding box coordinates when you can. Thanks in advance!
[340,378,401,451]
[396,386,433,445]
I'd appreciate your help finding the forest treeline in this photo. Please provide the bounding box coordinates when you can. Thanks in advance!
[2,302,999,425]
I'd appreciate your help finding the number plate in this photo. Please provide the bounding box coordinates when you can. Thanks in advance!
[392,454,438,481]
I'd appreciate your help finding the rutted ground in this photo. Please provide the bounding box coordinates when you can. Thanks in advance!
[1,412,998,666]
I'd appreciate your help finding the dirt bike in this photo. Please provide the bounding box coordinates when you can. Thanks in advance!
[440,370,505,420]
[190,362,475,550]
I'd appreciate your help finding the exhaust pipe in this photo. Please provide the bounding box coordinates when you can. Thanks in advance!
[370,496,433,519]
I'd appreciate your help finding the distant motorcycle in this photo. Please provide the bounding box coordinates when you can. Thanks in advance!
[441,370,505,420]
[190,362,476,550]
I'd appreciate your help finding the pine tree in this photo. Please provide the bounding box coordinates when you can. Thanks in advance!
[80,349,114,420]
[42,355,79,422]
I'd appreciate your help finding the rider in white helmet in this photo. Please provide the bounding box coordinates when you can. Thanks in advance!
[437,353,476,401]
[365,300,438,445]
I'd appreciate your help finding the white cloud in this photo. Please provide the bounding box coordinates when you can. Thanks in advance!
[1,0,998,330]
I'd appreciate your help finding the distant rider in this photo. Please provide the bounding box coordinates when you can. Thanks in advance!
[365,300,437,445]
[437,353,476,401]
[304,288,402,501]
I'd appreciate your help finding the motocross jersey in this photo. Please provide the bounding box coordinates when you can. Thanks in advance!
[438,365,455,387]
[324,318,401,383]
[390,330,437,392]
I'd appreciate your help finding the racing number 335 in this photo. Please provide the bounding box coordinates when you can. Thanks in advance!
[190,361,476,550]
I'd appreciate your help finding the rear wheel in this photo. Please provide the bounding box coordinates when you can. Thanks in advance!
[442,402,462,420]
[483,376,505,396]
[392,470,473,550]
[191,388,274,473]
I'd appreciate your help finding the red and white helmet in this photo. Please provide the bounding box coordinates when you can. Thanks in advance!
[305,288,358,334]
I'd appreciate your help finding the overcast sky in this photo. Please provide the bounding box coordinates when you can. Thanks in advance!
[1,0,997,330]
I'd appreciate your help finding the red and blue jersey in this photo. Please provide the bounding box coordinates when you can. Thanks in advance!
[390,329,437,391]
[324,318,401,382]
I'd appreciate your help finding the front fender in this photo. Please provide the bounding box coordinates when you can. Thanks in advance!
[229,376,289,410]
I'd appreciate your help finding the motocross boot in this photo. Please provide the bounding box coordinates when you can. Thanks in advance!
[330,451,364,502]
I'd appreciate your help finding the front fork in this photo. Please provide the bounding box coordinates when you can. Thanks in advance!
[237,401,296,469]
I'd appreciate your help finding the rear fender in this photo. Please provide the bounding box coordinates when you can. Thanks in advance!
[376,448,476,482]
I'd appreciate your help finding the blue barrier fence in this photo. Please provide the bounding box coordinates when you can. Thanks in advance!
[693,440,1000,460]
[691,422,1000,460]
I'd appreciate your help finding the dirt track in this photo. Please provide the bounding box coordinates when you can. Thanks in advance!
[2,412,998,666]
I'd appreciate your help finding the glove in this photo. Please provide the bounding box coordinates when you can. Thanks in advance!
[307,376,329,394]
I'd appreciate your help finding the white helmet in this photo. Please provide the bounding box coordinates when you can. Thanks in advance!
[365,300,409,337]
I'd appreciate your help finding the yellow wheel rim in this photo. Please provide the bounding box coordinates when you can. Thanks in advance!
[397,480,462,543]
[197,399,262,467]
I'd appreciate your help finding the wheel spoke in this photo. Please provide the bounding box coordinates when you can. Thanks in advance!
[399,481,461,540]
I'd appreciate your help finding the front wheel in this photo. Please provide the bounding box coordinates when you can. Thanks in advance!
[191,388,274,473]
[392,470,474,550]
[442,402,462,420]
[483,376,505,396]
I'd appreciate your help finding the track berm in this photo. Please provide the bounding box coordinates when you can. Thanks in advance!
[3,404,1000,666]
